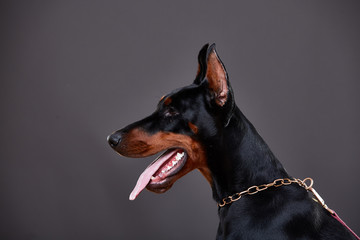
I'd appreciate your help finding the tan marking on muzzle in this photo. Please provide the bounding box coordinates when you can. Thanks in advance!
[117,128,212,185]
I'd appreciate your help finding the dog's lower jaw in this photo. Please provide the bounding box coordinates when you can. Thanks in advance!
[146,183,173,193]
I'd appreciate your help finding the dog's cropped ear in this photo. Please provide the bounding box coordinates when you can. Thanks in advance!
[194,44,234,124]
[205,44,230,107]
[194,43,209,85]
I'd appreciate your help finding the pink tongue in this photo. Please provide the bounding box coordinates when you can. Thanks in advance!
[129,149,177,200]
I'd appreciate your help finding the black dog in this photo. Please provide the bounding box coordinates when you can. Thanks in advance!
[108,44,357,239]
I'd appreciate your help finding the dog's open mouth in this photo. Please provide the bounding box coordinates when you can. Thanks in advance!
[129,148,187,200]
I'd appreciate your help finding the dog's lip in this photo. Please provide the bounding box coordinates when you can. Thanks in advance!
[129,148,187,200]
[146,180,173,193]
[151,149,187,179]
[146,150,187,188]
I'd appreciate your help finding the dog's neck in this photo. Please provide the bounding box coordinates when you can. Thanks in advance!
[207,107,289,202]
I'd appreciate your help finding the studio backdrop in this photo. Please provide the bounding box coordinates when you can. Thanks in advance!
[1,1,359,239]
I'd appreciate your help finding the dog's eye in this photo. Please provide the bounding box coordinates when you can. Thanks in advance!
[164,108,179,118]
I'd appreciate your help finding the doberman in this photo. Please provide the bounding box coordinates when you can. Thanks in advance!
[107,44,358,239]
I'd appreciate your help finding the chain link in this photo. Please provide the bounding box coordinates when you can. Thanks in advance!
[218,178,313,208]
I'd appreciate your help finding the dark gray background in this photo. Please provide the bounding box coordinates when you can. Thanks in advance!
[1,1,359,239]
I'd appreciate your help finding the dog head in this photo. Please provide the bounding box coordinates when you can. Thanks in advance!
[107,44,235,199]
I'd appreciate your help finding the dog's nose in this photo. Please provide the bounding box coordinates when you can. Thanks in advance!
[107,133,122,148]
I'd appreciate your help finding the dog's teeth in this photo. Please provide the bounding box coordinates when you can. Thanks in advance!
[175,152,184,161]
[151,176,156,180]
[158,152,185,175]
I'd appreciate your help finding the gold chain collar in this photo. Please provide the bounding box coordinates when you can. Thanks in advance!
[218,177,334,214]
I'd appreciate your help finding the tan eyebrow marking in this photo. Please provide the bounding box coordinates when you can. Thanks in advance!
[163,97,172,106]
[188,122,198,134]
